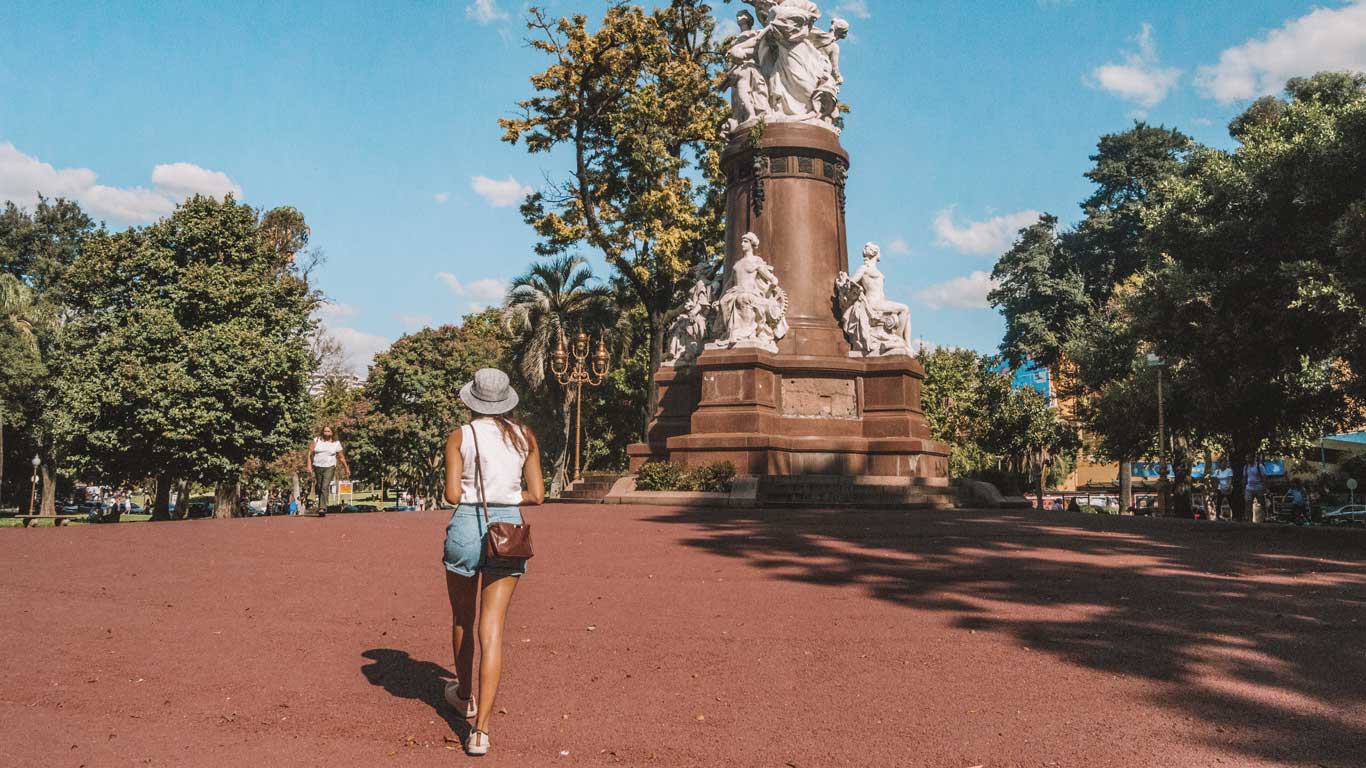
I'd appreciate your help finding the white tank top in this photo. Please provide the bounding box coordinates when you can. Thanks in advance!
[460,419,529,506]
[312,439,342,468]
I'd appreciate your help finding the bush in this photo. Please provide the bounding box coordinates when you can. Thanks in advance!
[634,461,736,493]
[635,461,690,491]
[690,461,737,493]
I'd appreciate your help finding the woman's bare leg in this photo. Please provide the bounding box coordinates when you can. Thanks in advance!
[445,570,479,698]
[473,573,519,733]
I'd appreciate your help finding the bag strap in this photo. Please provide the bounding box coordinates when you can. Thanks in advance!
[469,422,491,525]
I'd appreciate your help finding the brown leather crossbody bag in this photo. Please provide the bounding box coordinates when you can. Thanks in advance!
[470,424,534,562]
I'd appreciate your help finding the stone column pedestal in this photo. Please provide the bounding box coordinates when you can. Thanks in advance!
[627,124,949,483]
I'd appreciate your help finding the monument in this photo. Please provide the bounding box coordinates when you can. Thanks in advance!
[633,0,949,491]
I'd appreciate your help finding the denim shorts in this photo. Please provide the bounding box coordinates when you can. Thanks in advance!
[442,504,526,578]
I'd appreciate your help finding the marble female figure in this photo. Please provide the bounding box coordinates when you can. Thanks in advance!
[848,243,910,344]
[714,232,788,350]
[722,10,770,134]
[759,0,831,121]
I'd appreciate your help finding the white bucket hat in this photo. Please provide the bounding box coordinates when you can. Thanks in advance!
[460,368,520,415]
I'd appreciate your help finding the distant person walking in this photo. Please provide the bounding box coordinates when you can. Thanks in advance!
[441,368,544,757]
[1213,461,1233,520]
[308,426,349,516]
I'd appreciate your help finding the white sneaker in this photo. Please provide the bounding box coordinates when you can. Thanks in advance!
[443,681,477,719]
[466,729,490,756]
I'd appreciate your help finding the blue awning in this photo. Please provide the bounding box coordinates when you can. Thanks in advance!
[1322,431,1366,452]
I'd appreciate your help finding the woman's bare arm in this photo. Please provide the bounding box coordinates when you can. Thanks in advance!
[521,429,545,506]
[443,429,464,506]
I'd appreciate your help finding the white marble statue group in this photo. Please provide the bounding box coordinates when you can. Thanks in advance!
[836,243,912,357]
[665,232,790,364]
[662,235,911,366]
[722,0,849,138]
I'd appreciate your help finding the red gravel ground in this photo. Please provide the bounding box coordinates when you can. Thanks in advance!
[1,505,1363,768]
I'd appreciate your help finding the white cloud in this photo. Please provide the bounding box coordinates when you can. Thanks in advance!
[436,272,464,294]
[326,325,391,378]
[886,238,912,256]
[933,207,1041,256]
[832,0,870,20]
[150,162,242,199]
[80,185,177,223]
[434,192,449,204]
[1091,23,1182,108]
[914,271,998,310]
[317,302,358,321]
[1196,2,1366,104]
[467,278,508,301]
[466,0,508,25]
[471,175,532,208]
[0,142,242,224]
[436,272,508,304]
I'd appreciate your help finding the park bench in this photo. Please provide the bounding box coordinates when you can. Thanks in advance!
[12,514,86,527]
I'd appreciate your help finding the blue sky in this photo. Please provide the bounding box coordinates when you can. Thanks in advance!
[4,0,1365,373]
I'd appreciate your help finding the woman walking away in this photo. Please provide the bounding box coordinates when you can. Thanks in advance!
[442,368,544,756]
[308,426,349,515]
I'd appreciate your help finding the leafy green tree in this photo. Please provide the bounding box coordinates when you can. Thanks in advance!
[502,254,613,491]
[919,346,1010,478]
[1137,72,1366,518]
[0,197,96,514]
[500,2,728,431]
[0,274,46,506]
[989,215,1086,370]
[993,125,1197,511]
[981,384,1081,510]
[360,311,512,502]
[53,196,318,519]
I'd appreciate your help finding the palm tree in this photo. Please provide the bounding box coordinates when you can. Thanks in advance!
[502,255,614,493]
[0,274,42,508]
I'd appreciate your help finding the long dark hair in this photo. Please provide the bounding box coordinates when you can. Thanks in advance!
[476,413,531,454]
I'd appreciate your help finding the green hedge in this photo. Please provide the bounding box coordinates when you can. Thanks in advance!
[635,461,736,493]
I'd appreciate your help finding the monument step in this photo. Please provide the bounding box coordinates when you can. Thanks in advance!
[550,474,628,503]
[757,475,956,508]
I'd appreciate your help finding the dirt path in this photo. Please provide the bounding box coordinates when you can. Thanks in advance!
[1,505,1362,767]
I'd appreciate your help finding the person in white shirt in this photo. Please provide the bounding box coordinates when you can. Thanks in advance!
[308,426,349,515]
[1213,461,1233,520]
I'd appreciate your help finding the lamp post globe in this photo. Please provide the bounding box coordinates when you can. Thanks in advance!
[28,455,41,517]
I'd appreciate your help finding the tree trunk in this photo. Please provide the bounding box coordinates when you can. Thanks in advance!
[1230,457,1249,522]
[645,308,665,441]
[39,460,56,516]
[174,480,190,520]
[550,385,575,495]
[214,480,238,519]
[0,411,6,509]
[150,474,173,520]
[1035,453,1046,511]
[1119,459,1133,514]
[1171,435,1192,518]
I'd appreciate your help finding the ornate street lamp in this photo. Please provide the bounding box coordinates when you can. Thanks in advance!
[28,455,41,517]
[551,330,611,484]
[1146,353,1169,515]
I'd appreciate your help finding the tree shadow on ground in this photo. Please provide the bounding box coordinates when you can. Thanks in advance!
[360,648,470,742]
[645,506,1366,767]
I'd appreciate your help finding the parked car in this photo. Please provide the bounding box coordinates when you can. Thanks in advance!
[1324,504,1366,527]
[341,503,381,513]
